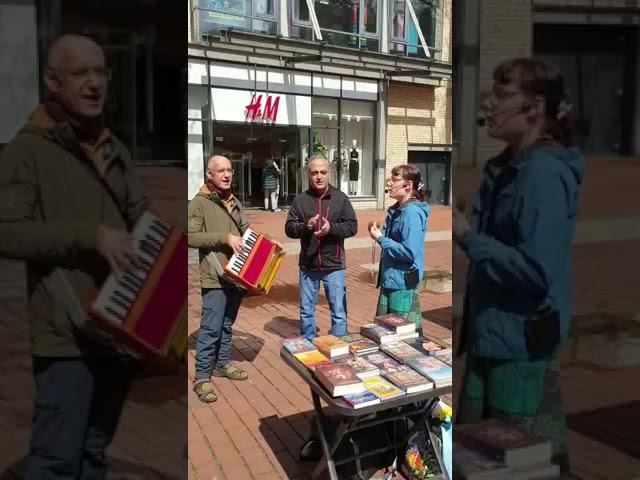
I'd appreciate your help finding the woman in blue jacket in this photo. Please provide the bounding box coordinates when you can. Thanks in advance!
[453,57,584,475]
[369,164,429,331]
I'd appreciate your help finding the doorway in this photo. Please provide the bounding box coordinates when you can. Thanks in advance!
[408,150,451,206]
[211,123,305,207]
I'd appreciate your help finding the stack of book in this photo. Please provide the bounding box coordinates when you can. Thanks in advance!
[454,418,559,479]
[282,337,334,371]
[405,355,452,388]
[338,333,379,355]
[313,335,350,358]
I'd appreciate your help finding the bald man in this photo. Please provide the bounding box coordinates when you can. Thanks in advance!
[188,155,252,402]
[0,34,148,478]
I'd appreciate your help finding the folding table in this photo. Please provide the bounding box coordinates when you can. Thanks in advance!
[281,347,452,480]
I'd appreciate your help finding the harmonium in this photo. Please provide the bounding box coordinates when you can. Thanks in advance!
[223,228,284,294]
[89,211,188,358]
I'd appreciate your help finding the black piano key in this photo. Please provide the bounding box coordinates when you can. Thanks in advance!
[105,305,123,320]
[110,296,129,311]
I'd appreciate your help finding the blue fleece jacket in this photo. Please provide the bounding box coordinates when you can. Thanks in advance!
[378,200,429,290]
[459,143,585,360]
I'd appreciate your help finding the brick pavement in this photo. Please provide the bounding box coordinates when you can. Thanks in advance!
[187,208,453,480]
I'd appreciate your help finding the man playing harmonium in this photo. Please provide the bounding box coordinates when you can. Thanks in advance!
[188,154,260,403]
[0,34,149,478]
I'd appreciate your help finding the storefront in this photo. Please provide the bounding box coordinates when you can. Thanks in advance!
[188,59,380,207]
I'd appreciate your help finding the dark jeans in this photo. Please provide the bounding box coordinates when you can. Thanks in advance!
[24,356,138,480]
[194,287,244,380]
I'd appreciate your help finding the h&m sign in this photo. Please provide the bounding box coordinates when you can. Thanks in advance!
[210,88,311,126]
[244,93,280,123]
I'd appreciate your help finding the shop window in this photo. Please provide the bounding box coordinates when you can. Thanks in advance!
[290,0,379,51]
[196,0,277,37]
[389,0,436,58]
[340,100,375,196]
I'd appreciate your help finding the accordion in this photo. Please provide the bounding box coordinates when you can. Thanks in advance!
[223,228,284,294]
[89,211,187,358]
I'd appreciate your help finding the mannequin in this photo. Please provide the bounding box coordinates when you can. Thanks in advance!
[349,138,359,195]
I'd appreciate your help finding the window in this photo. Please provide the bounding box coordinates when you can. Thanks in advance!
[290,0,380,51]
[340,100,375,196]
[196,0,277,37]
[389,0,436,58]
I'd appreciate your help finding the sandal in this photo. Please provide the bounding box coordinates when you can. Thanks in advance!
[193,380,217,403]
[212,363,248,381]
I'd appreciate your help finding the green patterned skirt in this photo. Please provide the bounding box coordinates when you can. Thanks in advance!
[457,355,569,474]
[375,287,422,329]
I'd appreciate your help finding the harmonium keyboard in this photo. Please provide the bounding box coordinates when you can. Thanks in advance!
[223,228,284,294]
[89,211,187,358]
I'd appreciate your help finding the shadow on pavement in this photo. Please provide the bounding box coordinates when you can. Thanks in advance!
[422,306,452,332]
[567,400,640,460]
[0,455,185,480]
[259,413,315,480]
[187,328,265,363]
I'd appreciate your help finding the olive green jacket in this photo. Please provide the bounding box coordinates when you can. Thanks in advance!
[187,186,248,289]
[0,106,148,356]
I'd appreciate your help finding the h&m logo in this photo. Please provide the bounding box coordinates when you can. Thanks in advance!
[244,93,280,123]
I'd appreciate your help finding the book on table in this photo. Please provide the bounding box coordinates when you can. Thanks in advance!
[362,375,405,401]
[335,354,380,379]
[380,341,425,364]
[454,418,553,468]
[312,334,350,358]
[431,348,452,366]
[381,365,433,393]
[405,356,452,388]
[282,337,316,355]
[294,350,334,371]
[373,313,416,335]
[338,333,379,355]
[341,390,381,409]
[361,351,402,372]
[314,363,366,397]
[360,323,400,345]
[403,337,448,355]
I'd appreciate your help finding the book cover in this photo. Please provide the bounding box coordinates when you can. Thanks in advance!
[363,375,405,401]
[282,337,316,355]
[360,323,399,344]
[348,338,379,355]
[338,333,366,344]
[380,341,424,363]
[361,351,402,371]
[312,335,350,358]
[336,354,380,379]
[314,363,365,397]
[404,338,446,355]
[381,365,433,393]
[405,356,452,387]
[374,313,416,334]
[455,418,552,467]
[294,350,333,371]
[431,348,452,366]
[342,390,381,409]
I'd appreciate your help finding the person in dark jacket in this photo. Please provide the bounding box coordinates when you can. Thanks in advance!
[453,57,584,476]
[0,34,149,479]
[285,154,357,340]
[262,158,281,211]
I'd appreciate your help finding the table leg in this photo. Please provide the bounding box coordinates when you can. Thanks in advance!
[311,391,340,480]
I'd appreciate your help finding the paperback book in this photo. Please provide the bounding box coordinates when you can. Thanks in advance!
[314,363,366,397]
